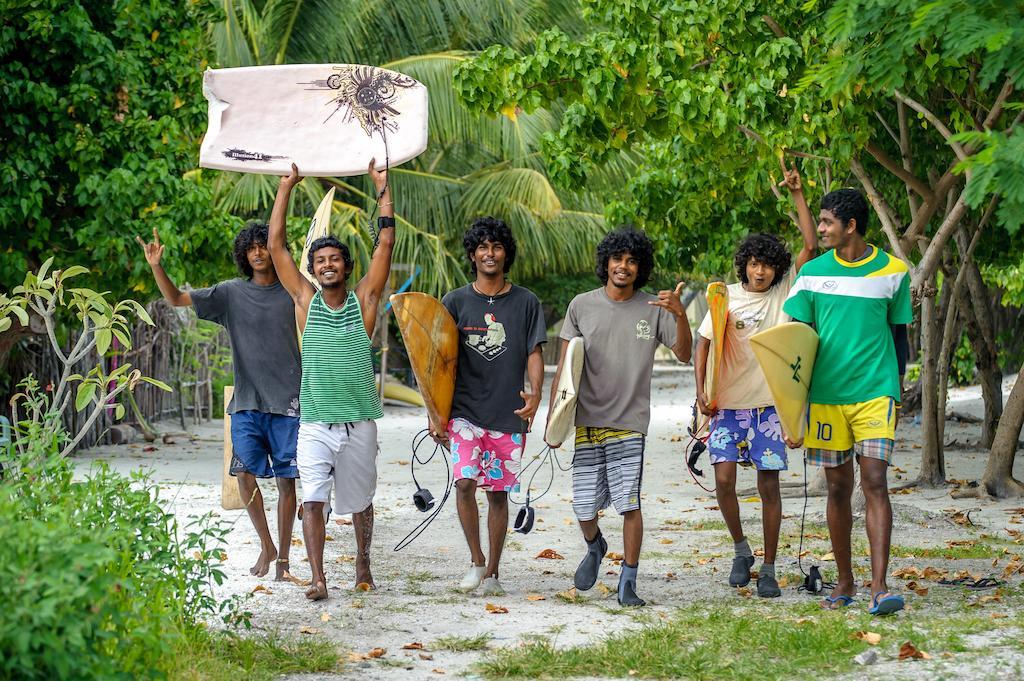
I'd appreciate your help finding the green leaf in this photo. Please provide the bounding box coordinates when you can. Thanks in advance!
[95,329,112,356]
[37,257,55,282]
[140,377,173,392]
[0,318,10,333]
[58,265,90,282]
[114,403,126,421]
[120,299,154,326]
[75,383,97,412]
[9,305,29,327]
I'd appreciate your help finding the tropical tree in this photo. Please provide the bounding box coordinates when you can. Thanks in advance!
[206,0,631,296]
[454,0,1024,494]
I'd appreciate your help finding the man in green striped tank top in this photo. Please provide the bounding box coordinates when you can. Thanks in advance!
[269,160,395,601]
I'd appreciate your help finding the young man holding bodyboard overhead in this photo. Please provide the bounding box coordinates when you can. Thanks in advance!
[433,217,546,596]
[268,161,395,601]
[783,188,912,615]
[138,224,301,583]
[693,161,817,597]
[547,227,692,606]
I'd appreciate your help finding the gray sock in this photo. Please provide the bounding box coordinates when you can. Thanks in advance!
[759,563,776,579]
[734,538,752,558]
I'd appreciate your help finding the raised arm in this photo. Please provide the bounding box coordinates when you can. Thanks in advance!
[779,159,818,272]
[270,164,315,311]
[355,158,396,337]
[136,228,192,307]
[650,282,693,363]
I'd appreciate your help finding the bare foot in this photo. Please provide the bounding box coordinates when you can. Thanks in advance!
[355,559,375,590]
[251,544,278,577]
[305,581,328,601]
[274,558,291,581]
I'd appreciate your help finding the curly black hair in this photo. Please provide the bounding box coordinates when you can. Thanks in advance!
[734,233,792,287]
[821,188,869,236]
[306,236,353,278]
[595,227,655,288]
[233,222,273,279]
[462,216,517,274]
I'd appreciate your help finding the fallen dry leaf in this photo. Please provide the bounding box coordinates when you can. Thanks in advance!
[419,653,434,660]
[991,613,1008,620]
[658,538,674,545]
[596,582,613,597]
[666,572,678,581]
[485,603,509,614]
[291,537,303,546]
[286,573,312,586]
[705,505,720,511]
[367,647,386,658]
[299,626,320,635]
[355,582,372,591]
[536,548,564,560]
[347,652,368,662]
[432,669,445,674]
[855,631,882,645]
[402,642,424,650]
[898,641,931,660]
[320,612,331,623]
[335,518,353,525]
[526,594,546,601]
[777,576,790,588]
[741,496,761,503]
[606,551,625,562]
[736,587,752,598]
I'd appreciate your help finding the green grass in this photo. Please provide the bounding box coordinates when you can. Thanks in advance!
[431,632,493,652]
[168,628,343,681]
[476,601,1023,680]
[890,543,1002,560]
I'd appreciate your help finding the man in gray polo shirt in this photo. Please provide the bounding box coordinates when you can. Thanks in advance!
[546,227,692,606]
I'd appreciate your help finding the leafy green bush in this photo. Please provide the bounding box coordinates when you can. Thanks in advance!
[0,445,236,681]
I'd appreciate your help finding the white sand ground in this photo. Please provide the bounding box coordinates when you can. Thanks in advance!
[77,368,1024,680]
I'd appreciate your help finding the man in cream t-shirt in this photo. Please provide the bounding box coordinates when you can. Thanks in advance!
[694,162,817,597]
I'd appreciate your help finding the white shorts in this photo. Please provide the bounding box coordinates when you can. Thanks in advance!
[297,420,378,514]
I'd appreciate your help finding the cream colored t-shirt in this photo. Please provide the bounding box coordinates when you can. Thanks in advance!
[697,267,796,409]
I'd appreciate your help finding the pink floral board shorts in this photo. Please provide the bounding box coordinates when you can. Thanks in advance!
[447,417,524,492]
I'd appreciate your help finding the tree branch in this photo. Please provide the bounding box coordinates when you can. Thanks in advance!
[897,100,920,220]
[865,141,933,201]
[912,189,971,290]
[983,79,1014,131]
[893,89,968,161]
[761,15,786,37]
[849,157,911,264]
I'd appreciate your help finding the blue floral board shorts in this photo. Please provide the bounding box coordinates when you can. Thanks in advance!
[707,406,787,471]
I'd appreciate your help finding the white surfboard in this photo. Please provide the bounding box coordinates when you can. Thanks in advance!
[200,64,429,176]
[545,337,585,447]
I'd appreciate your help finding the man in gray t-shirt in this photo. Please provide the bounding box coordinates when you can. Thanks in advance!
[546,227,692,607]
[138,224,300,582]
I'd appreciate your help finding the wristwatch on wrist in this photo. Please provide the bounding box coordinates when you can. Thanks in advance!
[377,216,396,229]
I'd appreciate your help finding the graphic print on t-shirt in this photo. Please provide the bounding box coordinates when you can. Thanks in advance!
[465,312,508,361]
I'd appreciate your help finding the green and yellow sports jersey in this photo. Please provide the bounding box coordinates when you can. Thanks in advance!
[783,246,913,405]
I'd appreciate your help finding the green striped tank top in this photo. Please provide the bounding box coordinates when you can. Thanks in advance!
[299,291,383,423]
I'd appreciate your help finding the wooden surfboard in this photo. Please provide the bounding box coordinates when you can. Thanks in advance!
[704,282,729,411]
[389,292,458,436]
[199,64,429,176]
[221,385,244,510]
[299,187,335,289]
[749,322,819,441]
[544,336,585,447]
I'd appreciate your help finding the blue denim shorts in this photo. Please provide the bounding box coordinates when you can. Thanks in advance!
[707,406,788,471]
[229,410,299,478]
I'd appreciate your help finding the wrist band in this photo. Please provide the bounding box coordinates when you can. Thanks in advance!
[377,216,396,229]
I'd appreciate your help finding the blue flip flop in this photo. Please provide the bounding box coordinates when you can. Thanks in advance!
[821,594,855,609]
[869,591,905,616]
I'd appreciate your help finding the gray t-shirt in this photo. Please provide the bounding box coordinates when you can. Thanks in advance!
[442,284,547,433]
[560,287,677,435]
[191,278,300,416]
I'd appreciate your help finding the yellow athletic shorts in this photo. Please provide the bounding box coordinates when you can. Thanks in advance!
[804,396,897,451]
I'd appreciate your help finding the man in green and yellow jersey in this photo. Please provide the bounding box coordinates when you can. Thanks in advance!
[783,188,912,616]
[269,161,395,601]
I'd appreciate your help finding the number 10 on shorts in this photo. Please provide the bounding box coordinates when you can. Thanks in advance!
[815,421,832,441]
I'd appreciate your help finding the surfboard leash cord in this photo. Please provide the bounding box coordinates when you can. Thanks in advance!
[366,125,392,251]
[393,428,453,552]
[508,444,573,508]
[796,454,834,595]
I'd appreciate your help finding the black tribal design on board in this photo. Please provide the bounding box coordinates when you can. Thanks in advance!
[300,66,417,137]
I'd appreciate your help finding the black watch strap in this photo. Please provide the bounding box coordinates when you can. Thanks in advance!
[377,215,396,229]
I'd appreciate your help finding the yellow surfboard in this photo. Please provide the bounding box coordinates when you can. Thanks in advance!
[390,292,459,437]
[749,322,819,441]
[299,187,336,289]
[704,282,729,411]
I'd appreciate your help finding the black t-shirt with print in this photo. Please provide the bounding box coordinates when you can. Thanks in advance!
[441,284,547,433]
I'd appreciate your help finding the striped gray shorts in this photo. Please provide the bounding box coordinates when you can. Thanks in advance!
[571,427,645,520]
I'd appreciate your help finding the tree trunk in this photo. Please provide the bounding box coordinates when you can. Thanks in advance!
[918,272,947,486]
[981,365,1024,498]
[955,228,1003,447]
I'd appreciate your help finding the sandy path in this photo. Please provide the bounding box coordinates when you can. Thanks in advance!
[77,369,1024,680]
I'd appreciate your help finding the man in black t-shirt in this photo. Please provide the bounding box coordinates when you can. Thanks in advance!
[138,224,301,582]
[438,217,546,597]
